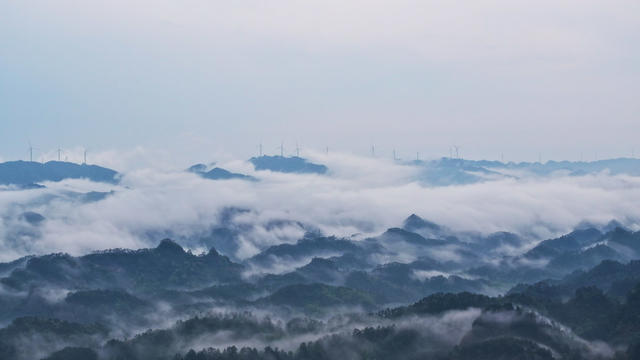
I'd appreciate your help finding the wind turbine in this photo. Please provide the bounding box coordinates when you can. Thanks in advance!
[453,145,460,159]
[295,143,300,157]
[27,141,40,162]
[83,148,88,165]
[57,147,62,161]
[371,145,375,157]
[274,143,284,157]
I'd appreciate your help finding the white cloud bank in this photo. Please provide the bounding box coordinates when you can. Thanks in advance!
[1,151,640,262]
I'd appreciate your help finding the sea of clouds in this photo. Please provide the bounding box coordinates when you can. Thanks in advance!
[1,150,640,262]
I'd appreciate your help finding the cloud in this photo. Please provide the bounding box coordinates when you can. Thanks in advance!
[1,151,640,262]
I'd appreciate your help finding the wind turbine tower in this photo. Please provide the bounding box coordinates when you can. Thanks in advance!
[83,149,87,164]
[371,145,375,157]
[280,142,284,157]
[296,143,300,157]
[57,148,62,161]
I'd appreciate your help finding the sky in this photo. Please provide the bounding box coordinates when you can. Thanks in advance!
[1,0,639,165]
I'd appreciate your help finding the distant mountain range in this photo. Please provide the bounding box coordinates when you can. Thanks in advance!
[0,161,119,186]
[249,155,328,174]
[2,157,638,189]
[412,157,640,185]
[187,163,256,181]
[187,155,329,180]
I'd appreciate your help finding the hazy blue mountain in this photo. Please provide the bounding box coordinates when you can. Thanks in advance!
[523,228,603,260]
[345,266,490,304]
[295,254,372,284]
[18,211,45,225]
[532,227,640,273]
[504,157,640,176]
[410,157,640,186]
[203,167,256,181]
[185,282,261,303]
[77,190,114,202]
[248,235,366,270]
[0,182,46,190]
[509,259,640,301]
[257,283,376,311]
[188,163,256,181]
[254,253,373,291]
[2,218,640,359]
[0,317,107,360]
[376,227,447,247]
[469,227,639,285]
[0,161,119,185]
[249,155,328,174]
[0,256,33,277]
[43,347,99,360]
[546,244,622,272]
[402,213,442,233]
[413,158,505,186]
[458,304,592,358]
[102,313,289,360]
[64,289,150,310]
[380,292,493,318]
[0,239,244,294]
[138,210,312,262]
[12,280,640,360]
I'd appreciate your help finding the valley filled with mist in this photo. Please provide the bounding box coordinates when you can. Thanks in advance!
[1,155,640,359]
[4,0,640,358]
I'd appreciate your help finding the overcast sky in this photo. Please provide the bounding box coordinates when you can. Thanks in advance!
[1,0,639,165]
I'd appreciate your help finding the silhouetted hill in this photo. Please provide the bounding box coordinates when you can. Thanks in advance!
[402,214,441,233]
[0,239,244,293]
[523,228,603,260]
[0,317,107,360]
[43,347,99,360]
[411,157,640,185]
[258,283,376,311]
[0,161,118,185]
[509,259,640,301]
[248,235,364,270]
[249,155,328,174]
[188,163,256,181]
